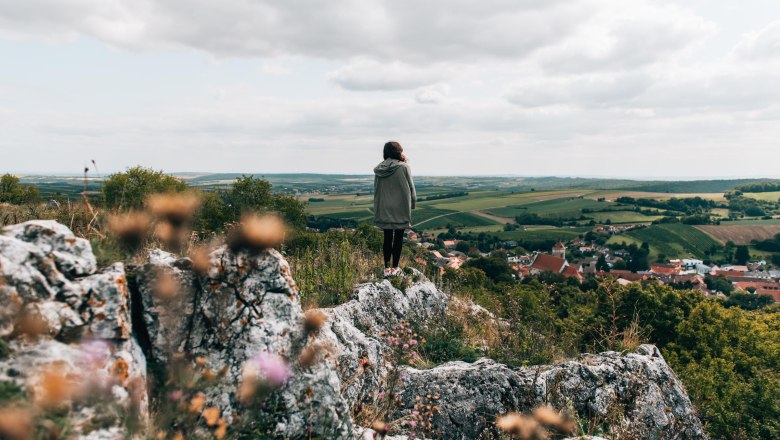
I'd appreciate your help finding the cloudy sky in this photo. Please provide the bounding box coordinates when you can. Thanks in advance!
[1,0,779,178]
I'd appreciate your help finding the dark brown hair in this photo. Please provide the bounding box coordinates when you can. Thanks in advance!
[383,141,407,162]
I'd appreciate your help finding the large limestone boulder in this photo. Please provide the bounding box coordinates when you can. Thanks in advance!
[390,346,705,439]
[133,247,352,438]
[0,221,147,438]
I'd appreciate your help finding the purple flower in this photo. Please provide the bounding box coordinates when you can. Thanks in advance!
[403,343,410,350]
[169,390,183,401]
[407,420,417,428]
[78,339,110,366]
[410,339,418,345]
[252,352,292,386]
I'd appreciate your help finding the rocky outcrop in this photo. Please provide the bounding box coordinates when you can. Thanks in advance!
[0,220,706,439]
[389,346,705,439]
[0,221,146,438]
[133,246,351,438]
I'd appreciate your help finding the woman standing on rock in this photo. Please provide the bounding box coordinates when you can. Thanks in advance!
[373,141,416,277]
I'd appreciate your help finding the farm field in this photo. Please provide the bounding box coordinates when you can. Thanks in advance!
[743,191,780,201]
[484,197,608,219]
[586,211,662,224]
[495,226,591,242]
[585,190,725,201]
[695,224,780,245]
[608,223,721,259]
[413,211,499,229]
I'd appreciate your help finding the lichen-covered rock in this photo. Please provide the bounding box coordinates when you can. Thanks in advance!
[80,263,132,340]
[134,247,352,438]
[517,344,705,439]
[2,220,97,277]
[315,272,447,404]
[389,346,705,440]
[0,221,146,437]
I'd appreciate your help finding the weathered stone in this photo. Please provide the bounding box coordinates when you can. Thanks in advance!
[134,246,353,438]
[2,220,97,277]
[80,263,132,340]
[0,222,146,437]
[387,346,706,440]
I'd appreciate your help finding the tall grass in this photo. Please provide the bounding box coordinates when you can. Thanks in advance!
[287,231,382,308]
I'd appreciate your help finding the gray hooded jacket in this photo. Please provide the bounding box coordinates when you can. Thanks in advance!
[373,159,416,230]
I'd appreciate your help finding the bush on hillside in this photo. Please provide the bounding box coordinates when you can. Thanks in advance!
[102,166,188,209]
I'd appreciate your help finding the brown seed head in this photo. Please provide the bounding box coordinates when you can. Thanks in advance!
[153,271,180,300]
[107,211,151,250]
[228,214,287,252]
[34,368,77,409]
[202,406,220,426]
[188,246,212,274]
[496,412,547,439]
[303,309,327,334]
[0,407,34,440]
[146,193,201,227]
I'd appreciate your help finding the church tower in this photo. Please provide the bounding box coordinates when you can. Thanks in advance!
[552,241,566,260]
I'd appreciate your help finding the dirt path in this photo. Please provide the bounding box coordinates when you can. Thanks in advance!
[412,211,460,228]
[470,210,516,224]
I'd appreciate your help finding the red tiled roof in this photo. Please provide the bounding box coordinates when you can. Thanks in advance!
[734,281,780,291]
[756,290,780,302]
[601,270,649,282]
[562,265,583,280]
[650,264,681,275]
[531,254,567,273]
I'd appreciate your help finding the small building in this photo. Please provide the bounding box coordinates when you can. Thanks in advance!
[552,242,566,259]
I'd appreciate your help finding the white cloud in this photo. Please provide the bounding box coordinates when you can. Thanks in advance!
[415,84,450,104]
[330,58,447,91]
[734,20,780,61]
[1,0,780,177]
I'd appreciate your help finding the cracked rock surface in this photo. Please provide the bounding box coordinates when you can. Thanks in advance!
[0,220,146,438]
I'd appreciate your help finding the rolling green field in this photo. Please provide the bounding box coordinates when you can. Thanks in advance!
[608,224,721,259]
[496,226,591,242]
[588,211,663,224]
[743,191,780,202]
[484,197,607,219]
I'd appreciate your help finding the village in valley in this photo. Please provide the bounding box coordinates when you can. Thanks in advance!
[396,224,780,303]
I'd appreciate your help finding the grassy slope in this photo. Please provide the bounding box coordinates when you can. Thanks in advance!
[608,223,721,259]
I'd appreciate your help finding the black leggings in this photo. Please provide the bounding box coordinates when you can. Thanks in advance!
[383,229,404,268]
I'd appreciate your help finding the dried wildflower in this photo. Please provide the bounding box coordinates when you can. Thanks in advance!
[251,352,292,387]
[0,407,34,440]
[370,420,388,435]
[146,192,201,227]
[215,418,228,439]
[189,392,207,413]
[298,345,318,368]
[303,309,327,335]
[153,271,180,300]
[533,406,576,434]
[34,368,76,408]
[496,412,548,440]
[532,406,561,427]
[188,245,212,274]
[107,211,150,250]
[202,406,220,426]
[227,214,287,251]
[13,312,51,339]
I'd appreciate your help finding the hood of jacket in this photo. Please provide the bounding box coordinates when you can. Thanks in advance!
[374,159,404,178]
